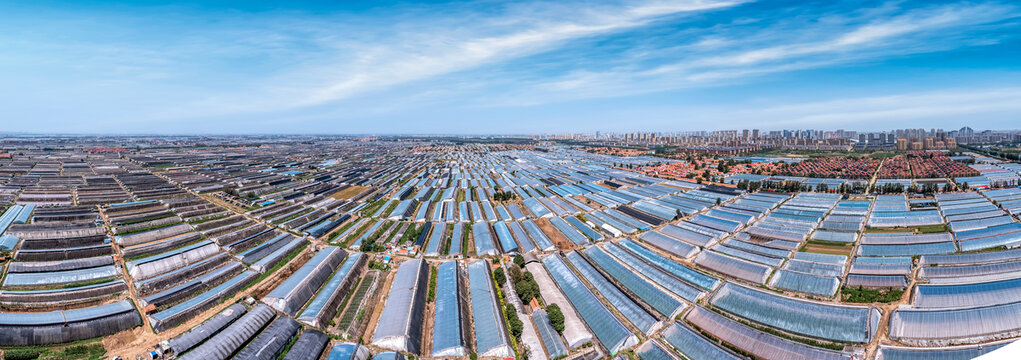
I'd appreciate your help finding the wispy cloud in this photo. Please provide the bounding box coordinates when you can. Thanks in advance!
[102,0,747,123]
[300,0,745,105]
[496,1,1020,105]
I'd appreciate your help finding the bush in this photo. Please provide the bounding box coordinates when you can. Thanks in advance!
[2,348,41,360]
[508,265,523,284]
[63,343,105,358]
[493,267,506,287]
[504,304,523,339]
[547,304,565,333]
[841,286,904,303]
[427,266,438,302]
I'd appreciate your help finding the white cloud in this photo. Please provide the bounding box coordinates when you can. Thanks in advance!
[300,0,745,105]
[500,1,1020,106]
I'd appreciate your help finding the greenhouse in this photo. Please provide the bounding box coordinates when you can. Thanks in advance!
[602,242,702,302]
[531,309,568,359]
[524,260,594,349]
[167,304,246,355]
[179,301,275,358]
[297,252,366,328]
[431,261,469,358]
[492,221,519,254]
[618,238,719,291]
[149,270,258,332]
[875,341,1010,360]
[283,329,329,360]
[634,340,677,360]
[889,301,1021,345]
[472,222,498,256]
[372,258,428,354]
[3,264,119,287]
[783,259,845,277]
[913,277,1021,309]
[709,283,879,343]
[234,316,299,360]
[125,240,220,280]
[768,269,839,297]
[549,216,589,245]
[0,299,141,346]
[659,322,742,360]
[466,260,514,358]
[541,254,637,355]
[422,224,445,257]
[583,246,686,318]
[521,219,555,251]
[694,251,772,284]
[565,251,659,335]
[506,221,536,253]
[325,343,371,360]
[263,246,347,316]
[686,306,853,360]
[639,231,700,259]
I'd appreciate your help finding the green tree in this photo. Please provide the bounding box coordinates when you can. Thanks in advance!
[516,279,536,303]
[505,304,523,339]
[513,254,526,268]
[493,267,506,287]
[508,265,523,284]
[547,303,565,333]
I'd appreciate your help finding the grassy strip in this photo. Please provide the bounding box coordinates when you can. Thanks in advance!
[442,224,454,256]
[328,219,359,243]
[841,286,904,303]
[359,221,393,252]
[804,239,854,247]
[1,338,106,360]
[187,214,230,225]
[336,274,375,331]
[400,224,423,245]
[274,332,300,360]
[116,213,176,226]
[342,220,374,248]
[461,225,471,257]
[360,198,388,217]
[379,201,399,219]
[116,221,183,236]
[427,265,437,302]
[330,276,364,328]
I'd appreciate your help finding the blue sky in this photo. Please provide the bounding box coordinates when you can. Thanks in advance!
[1,0,1020,135]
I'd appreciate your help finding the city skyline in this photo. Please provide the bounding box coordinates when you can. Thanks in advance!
[2,0,1020,134]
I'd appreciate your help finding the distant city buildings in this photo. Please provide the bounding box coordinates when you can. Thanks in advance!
[557,126,1019,152]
